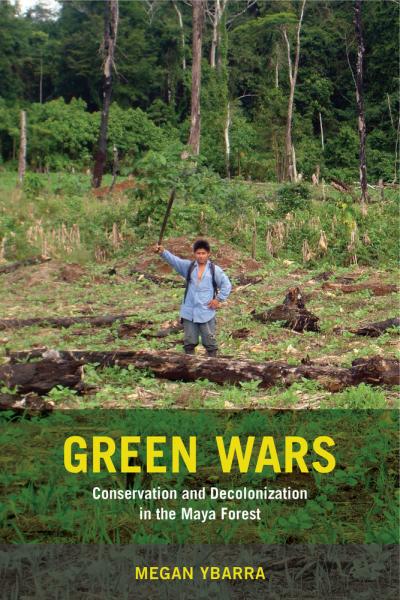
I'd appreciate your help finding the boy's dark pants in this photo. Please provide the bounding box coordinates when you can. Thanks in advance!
[182,317,218,356]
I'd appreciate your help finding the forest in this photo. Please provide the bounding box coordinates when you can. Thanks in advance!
[0,0,398,182]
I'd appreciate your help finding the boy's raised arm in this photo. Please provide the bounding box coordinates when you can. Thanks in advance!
[154,245,191,278]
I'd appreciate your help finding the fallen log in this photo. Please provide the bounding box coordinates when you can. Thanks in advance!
[0,358,84,394]
[0,255,50,275]
[152,320,183,338]
[0,313,141,331]
[322,282,398,296]
[117,320,182,339]
[234,274,263,286]
[129,269,183,287]
[7,350,399,393]
[333,272,361,284]
[313,271,334,282]
[231,327,251,339]
[330,178,353,194]
[253,287,320,332]
[351,356,400,386]
[352,317,400,337]
[0,392,54,413]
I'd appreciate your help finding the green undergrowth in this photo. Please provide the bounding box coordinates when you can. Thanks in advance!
[0,170,398,267]
[0,409,398,544]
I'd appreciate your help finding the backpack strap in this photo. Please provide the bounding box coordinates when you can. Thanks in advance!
[183,261,219,303]
[183,260,196,303]
[209,261,218,299]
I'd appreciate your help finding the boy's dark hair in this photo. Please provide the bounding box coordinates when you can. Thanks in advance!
[193,239,210,252]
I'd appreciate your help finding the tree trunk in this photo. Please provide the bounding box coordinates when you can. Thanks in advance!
[173,0,186,71]
[394,113,400,184]
[109,145,119,192]
[252,287,320,332]
[8,350,400,393]
[291,144,298,182]
[210,0,221,67]
[224,100,231,177]
[354,0,368,207]
[186,0,204,156]
[18,110,27,186]
[282,0,306,182]
[319,111,324,150]
[92,0,119,189]
[39,56,43,104]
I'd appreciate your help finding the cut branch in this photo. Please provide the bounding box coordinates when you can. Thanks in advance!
[0,314,142,331]
[322,282,398,296]
[351,317,400,337]
[0,256,50,275]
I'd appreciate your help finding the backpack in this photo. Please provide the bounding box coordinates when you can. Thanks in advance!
[183,260,218,303]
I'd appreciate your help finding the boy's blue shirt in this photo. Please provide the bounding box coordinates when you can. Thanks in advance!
[160,250,232,323]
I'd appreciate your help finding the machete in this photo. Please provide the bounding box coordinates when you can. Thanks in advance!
[157,187,176,246]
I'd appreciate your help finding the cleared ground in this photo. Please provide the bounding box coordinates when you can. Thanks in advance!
[1,237,398,409]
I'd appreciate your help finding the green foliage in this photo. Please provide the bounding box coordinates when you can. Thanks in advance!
[108,103,169,167]
[27,98,98,169]
[22,172,46,198]
[0,0,396,188]
[324,125,359,182]
[275,182,311,215]
[47,385,78,403]
[324,384,387,409]
[0,98,170,171]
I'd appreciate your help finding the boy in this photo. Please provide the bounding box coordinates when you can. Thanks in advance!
[155,240,232,357]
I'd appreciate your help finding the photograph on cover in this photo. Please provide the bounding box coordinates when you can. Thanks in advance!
[0,0,398,598]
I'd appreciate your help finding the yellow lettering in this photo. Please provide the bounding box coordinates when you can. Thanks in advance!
[159,567,171,580]
[64,436,87,473]
[120,436,141,473]
[135,567,148,580]
[312,436,336,473]
[216,436,255,473]
[172,436,197,473]
[149,567,159,580]
[147,436,166,473]
[256,567,266,580]
[93,436,116,473]
[200,566,209,579]
[255,436,281,473]
[285,436,309,473]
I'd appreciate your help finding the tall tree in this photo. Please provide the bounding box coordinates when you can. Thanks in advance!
[208,0,228,68]
[18,111,26,186]
[92,0,119,188]
[186,0,204,156]
[354,0,367,206]
[173,0,186,71]
[282,0,306,182]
